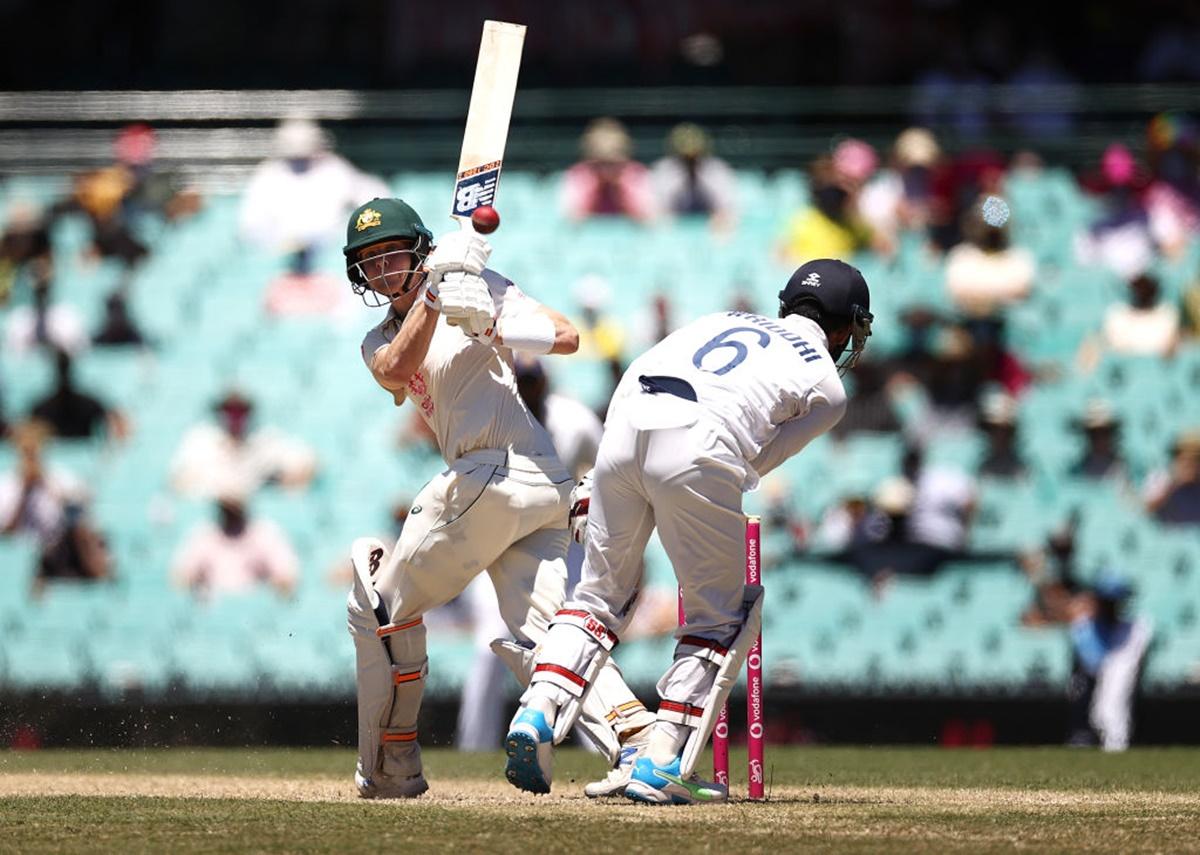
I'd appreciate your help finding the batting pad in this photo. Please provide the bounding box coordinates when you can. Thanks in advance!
[348,537,427,783]
[492,638,623,764]
[679,584,764,777]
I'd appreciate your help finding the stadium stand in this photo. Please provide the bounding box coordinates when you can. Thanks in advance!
[1,163,1198,703]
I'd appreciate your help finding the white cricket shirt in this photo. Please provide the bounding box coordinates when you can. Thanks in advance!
[360,269,559,463]
[608,311,847,490]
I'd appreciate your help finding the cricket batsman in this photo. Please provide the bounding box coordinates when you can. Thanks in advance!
[504,259,873,803]
[343,197,654,798]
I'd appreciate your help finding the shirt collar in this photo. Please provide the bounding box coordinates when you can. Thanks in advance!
[779,313,830,352]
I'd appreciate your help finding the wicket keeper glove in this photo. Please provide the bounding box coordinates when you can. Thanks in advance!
[568,469,593,544]
[425,228,491,285]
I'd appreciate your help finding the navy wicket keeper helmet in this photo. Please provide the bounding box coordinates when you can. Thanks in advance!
[778,258,873,375]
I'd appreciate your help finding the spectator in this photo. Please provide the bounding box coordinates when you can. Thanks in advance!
[4,279,89,357]
[513,356,602,480]
[778,153,873,265]
[1067,576,1151,751]
[888,324,989,440]
[171,493,298,599]
[1144,430,1200,525]
[111,123,202,224]
[906,446,977,556]
[977,391,1027,479]
[811,490,874,553]
[0,421,81,545]
[453,571,512,751]
[93,288,148,347]
[838,476,954,592]
[514,353,602,595]
[32,490,111,597]
[238,116,387,261]
[758,476,806,563]
[571,274,627,412]
[1143,112,1200,260]
[56,128,174,268]
[29,349,128,441]
[1069,400,1127,483]
[926,148,1008,253]
[944,197,1035,320]
[0,202,53,304]
[651,122,737,232]
[170,390,317,499]
[560,118,656,223]
[859,127,942,249]
[1098,273,1181,359]
[1020,515,1084,626]
[1075,144,1156,279]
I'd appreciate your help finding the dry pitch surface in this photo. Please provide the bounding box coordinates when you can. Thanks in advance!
[2,747,1199,854]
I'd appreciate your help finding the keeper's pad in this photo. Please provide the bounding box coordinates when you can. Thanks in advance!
[492,638,651,765]
[347,537,428,786]
[678,584,764,777]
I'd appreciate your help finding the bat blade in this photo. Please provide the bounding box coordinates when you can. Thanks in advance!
[451,20,526,224]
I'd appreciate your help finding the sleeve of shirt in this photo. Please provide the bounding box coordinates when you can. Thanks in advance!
[1070,619,1106,675]
[360,325,408,402]
[749,375,847,479]
[488,270,540,325]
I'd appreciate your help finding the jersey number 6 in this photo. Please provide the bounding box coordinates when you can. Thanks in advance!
[692,327,771,376]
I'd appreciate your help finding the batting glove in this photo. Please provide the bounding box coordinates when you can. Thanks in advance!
[425,229,492,284]
[568,469,593,545]
[438,270,492,312]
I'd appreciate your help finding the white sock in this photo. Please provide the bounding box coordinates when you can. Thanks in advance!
[525,686,562,726]
[647,722,688,766]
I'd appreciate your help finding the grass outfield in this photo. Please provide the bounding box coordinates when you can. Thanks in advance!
[2,747,1199,854]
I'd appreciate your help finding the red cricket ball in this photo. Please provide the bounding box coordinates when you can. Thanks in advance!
[470,205,500,234]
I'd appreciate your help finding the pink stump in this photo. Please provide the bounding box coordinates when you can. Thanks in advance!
[745,515,764,800]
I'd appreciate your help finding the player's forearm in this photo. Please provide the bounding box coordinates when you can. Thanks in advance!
[373,303,439,386]
[540,306,579,355]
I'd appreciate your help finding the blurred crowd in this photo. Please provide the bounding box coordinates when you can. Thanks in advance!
[2,105,1199,750]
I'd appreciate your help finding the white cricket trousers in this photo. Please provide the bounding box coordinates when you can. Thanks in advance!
[349,448,572,785]
[378,449,572,636]
[572,412,748,706]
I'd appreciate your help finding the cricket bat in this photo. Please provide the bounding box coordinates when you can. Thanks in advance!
[451,20,526,232]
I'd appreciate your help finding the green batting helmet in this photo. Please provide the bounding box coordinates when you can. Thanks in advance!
[342,197,433,260]
[343,198,434,301]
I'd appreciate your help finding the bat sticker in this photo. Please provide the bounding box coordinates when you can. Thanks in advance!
[453,162,501,217]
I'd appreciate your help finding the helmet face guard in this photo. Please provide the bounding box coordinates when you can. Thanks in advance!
[346,245,428,308]
[834,303,873,376]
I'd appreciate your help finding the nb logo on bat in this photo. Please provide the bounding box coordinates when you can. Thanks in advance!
[453,165,500,216]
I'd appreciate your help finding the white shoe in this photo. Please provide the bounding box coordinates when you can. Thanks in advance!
[504,707,554,794]
[584,727,652,798]
[355,768,429,799]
